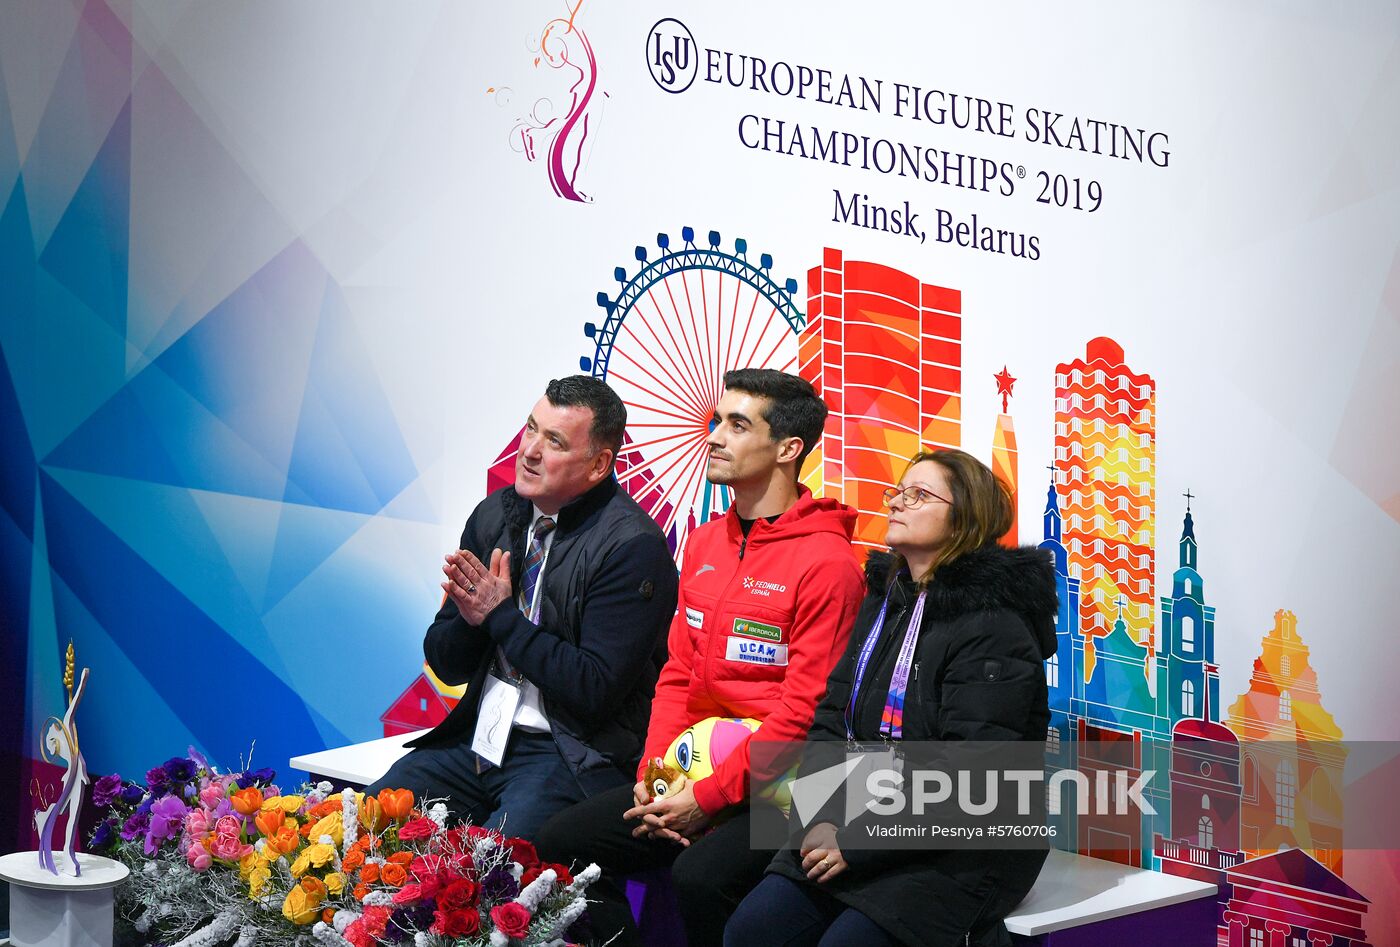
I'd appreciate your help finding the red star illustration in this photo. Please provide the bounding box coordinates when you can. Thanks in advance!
[994,366,1017,413]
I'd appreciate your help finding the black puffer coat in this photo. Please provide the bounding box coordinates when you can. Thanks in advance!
[767,544,1058,946]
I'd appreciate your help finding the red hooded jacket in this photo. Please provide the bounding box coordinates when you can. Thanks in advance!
[638,487,865,814]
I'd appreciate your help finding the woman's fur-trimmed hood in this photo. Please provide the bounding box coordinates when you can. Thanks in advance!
[864,545,1059,659]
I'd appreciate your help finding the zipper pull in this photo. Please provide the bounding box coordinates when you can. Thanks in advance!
[738,536,747,561]
[913,662,920,681]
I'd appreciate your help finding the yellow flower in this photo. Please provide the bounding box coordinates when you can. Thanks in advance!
[289,842,336,878]
[309,811,343,847]
[247,861,271,900]
[324,872,347,896]
[281,884,322,925]
[261,795,306,814]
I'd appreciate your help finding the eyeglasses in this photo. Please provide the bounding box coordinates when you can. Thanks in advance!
[882,485,951,509]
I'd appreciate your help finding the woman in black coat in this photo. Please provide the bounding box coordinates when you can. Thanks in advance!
[726,448,1058,947]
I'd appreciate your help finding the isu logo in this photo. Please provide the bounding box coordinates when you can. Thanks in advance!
[646,18,697,94]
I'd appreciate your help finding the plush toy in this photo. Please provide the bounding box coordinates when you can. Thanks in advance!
[644,716,792,814]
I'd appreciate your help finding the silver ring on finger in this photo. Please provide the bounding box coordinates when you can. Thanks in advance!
[467,584,477,594]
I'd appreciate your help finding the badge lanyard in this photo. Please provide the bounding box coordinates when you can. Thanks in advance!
[845,589,928,743]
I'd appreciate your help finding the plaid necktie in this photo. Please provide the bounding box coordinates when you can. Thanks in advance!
[496,515,555,682]
[518,516,556,623]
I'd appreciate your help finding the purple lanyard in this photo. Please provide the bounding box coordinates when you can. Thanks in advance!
[845,589,928,742]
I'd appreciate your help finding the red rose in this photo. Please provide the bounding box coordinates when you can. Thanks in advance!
[522,862,573,888]
[491,902,532,939]
[391,883,423,905]
[439,877,479,909]
[503,837,539,868]
[398,817,437,841]
[435,906,481,938]
[410,854,444,879]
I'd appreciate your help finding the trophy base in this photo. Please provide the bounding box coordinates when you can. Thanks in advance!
[0,852,129,947]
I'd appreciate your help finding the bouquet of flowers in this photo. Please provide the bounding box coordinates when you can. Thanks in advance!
[89,749,598,946]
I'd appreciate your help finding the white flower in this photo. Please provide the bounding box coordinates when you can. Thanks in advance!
[333,909,360,934]
[490,931,510,947]
[341,788,359,854]
[516,868,556,911]
[567,863,601,893]
[428,802,448,828]
[362,890,396,907]
[473,836,498,862]
[312,921,354,946]
[546,895,589,939]
[169,910,237,947]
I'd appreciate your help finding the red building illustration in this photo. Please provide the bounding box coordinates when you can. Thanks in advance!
[380,667,463,737]
[1221,847,1370,947]
[991,366,1018,546]
[800,247,962,560]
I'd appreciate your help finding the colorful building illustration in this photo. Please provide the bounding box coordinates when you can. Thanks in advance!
[1054,337,1156,677]
[800,247,962,560]
[991,367,1018,546]
[1221,847,1370,947]
[380,665,464,737]
[1227,610,1347,875]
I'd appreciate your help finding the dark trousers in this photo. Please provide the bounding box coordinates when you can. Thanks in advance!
[365,730,584,841]
[725,875,898,947]
[535,782,785,947]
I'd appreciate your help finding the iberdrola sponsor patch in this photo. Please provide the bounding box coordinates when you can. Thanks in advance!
[732,617,783,642]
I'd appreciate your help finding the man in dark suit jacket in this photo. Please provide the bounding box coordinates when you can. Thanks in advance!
[366,375,678,839]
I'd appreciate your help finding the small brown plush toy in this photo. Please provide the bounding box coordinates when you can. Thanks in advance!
[642,756,686,802]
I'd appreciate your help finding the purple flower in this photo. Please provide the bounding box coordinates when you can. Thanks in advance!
[235,767,276,789]
[186,745,210,772]
[120,784,146,806]
[481,865,518,902]
[120,810,150,842]
[144,795,189,855]
[164,757,198,784]
[90,819,117,850]
[145,765,170,792]
[92,774,124,808]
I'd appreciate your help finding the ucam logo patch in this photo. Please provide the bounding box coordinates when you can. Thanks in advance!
[725,636,789,666]
[732,617,783,642]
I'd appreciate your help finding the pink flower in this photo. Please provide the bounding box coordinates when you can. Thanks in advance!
[391,883,424,905]
[199,783,226,809]
[208,833,250,861]
[186,841,212,871]
[214,815,242,838]
[398,817,436,841]
[185,808,213,839]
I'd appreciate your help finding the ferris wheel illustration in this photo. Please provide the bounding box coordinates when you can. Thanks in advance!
[580,227,805,563]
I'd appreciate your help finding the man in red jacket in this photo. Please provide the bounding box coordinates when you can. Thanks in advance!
[537,369,865,947]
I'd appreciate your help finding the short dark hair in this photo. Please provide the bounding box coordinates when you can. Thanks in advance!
[722,368,827,469]
[544,375,627,456]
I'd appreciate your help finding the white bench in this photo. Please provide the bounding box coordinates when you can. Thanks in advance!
[288,739,1218,945]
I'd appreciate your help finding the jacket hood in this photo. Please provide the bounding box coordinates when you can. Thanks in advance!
[864,545,1059,660]
[726,485,857,546]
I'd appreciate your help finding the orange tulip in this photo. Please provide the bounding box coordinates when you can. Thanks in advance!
[321,909,336,926]
[254,809,285,837]
[230,787,264,815]
[359,796,386,834]
[300,876,327,898]
[267,824,301,857]
[377,788,414,822]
